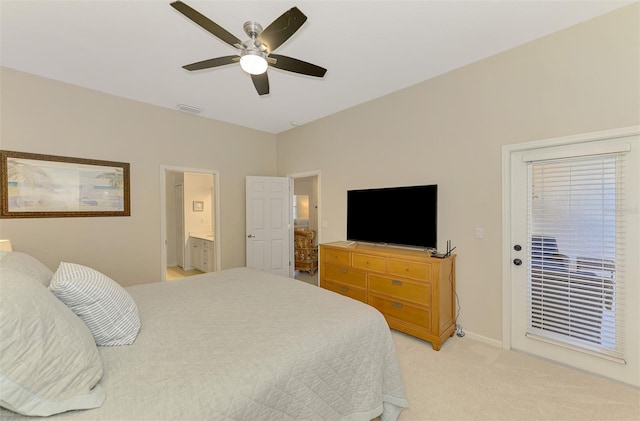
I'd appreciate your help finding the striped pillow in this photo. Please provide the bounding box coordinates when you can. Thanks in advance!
[50,262,140,346]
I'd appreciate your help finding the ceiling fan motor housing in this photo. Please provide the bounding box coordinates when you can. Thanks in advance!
[243,21,263,42]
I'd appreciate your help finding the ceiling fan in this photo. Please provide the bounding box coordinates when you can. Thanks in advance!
[170,1,327,96]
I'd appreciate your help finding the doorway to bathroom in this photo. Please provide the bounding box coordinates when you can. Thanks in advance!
[160,165,220,281]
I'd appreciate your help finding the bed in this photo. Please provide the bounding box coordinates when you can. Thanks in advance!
[0,251,408,420]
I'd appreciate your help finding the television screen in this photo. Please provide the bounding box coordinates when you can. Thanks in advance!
[347,184,437,249]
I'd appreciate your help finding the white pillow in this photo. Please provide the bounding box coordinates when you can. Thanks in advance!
[50,262,141,346]
[0,251,54,286]
[0,269,105,416]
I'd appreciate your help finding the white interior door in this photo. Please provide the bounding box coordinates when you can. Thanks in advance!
[507,133,639,387]
[175,184,184,268]
[246,176,292,277]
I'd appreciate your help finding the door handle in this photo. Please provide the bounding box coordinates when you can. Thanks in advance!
[247,234,255,238]
[513,258,522,266]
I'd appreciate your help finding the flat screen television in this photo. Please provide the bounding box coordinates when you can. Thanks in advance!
[347,184,437,249]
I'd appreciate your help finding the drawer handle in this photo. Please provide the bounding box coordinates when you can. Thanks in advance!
[391,302,403,308]
[391,279,402,286]
[340,287,348,292]
[339,268,348,273]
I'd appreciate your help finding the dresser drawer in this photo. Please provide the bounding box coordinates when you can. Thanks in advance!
[369,295,431,330]
[351,253,386,273]
[369,274,431,306]
[323,280,367,304]
[387,259,431,281]
[323,264,366,288]
[322,248,350,266]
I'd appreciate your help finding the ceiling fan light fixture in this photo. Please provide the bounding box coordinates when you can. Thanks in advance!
[240,50,268,75]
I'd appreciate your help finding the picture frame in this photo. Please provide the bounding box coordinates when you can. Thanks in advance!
[193,201,204,211]
[0,150,130,218]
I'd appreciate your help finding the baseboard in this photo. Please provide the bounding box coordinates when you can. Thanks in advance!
[459,330,503,348]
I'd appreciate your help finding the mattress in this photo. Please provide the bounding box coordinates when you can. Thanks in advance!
[2,267,408,420]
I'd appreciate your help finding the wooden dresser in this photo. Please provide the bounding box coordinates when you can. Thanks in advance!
[320,241,456,350]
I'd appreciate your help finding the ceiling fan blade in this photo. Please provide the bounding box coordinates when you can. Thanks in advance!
[251,73,270,96]
[170,1,241,48]
[269,54,327,78]
[257,7,307,53]
[183,55,239,71]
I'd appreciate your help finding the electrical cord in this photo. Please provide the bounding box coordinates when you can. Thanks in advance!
[448,256,465,338]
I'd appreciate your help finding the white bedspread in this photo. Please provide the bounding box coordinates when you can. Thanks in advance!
[2,268,408,420]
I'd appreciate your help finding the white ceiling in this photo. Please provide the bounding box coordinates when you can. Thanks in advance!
[1,1,633,134]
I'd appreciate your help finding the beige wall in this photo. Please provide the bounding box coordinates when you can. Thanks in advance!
[184,172,214,238]
[0,68,277,286]
[276,5,640,342]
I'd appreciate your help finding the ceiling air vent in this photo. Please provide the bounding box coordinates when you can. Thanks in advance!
[176,104,204,115]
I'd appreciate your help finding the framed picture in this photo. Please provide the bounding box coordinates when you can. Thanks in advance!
[193,201,204,211]
[0,150,130,218]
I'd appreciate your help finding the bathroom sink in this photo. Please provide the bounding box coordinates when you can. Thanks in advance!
[190,232,214,241]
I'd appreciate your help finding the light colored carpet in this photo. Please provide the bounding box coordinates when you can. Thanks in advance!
[166,266,203,280]
[391,330,639,421]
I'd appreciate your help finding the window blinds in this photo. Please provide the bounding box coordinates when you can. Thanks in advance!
[526,153,625,362]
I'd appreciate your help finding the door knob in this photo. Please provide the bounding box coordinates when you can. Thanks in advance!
[514,244,522,251]
[513,258,522,266]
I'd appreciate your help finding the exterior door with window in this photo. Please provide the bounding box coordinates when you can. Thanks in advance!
[508,133,639,387]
